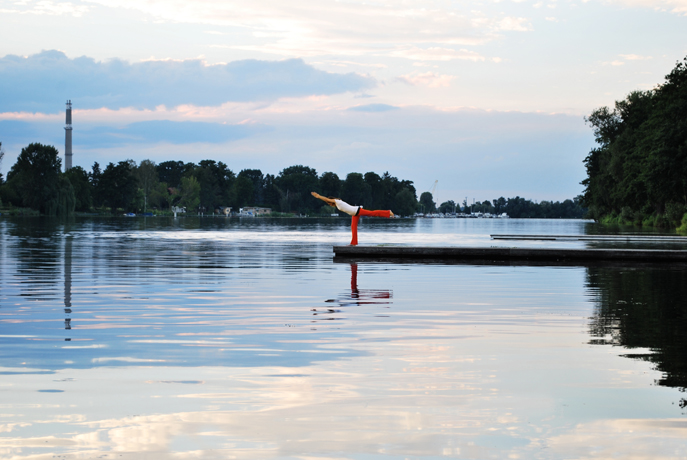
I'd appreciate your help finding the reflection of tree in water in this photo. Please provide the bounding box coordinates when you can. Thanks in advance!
[586,267,687,407]
[7,218,64,296]
[312,264,392,319]
[2,219,75,337]
[64,233,72,334]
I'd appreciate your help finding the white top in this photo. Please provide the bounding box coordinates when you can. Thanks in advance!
[334,199,360,216]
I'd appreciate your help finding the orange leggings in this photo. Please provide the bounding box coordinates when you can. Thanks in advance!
[350,209,392,245]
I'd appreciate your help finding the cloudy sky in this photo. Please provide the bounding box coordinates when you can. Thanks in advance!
[1,0,686,203]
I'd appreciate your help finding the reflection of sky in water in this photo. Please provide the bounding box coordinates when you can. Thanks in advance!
[0,218,685,459]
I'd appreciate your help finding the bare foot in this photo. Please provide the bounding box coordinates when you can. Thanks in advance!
[390,211,395,218]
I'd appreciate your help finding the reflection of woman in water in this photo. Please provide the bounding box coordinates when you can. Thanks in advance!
[313,263,391,318]
[311,192,394,246]
[349,263,391,304]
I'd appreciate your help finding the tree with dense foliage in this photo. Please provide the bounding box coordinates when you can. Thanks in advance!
[474,200,495,214]
[582,56,687,227]
[179,176,201,211]
[376,172,417,211]
[157,160,194,189]
[65,166,92,212]
[0,141,4,184]
[319,171,342,199]
[275,165,319,213]
[341,172,371,206]
[419,192,436,213]
[492,197,507,214]
[363,172,384,208]
[89,162,102,207]
[263,173,280,210]
[99,161,138,212]
[0,142,3,207]
[439,200,456,214]
[232,175,255,209]
[193,160,235,211]
[149,182,172,210]
[4,143,74,215]
[194,162,219,211]
[237,169,265,205]
[394,188,418,216]
[50,175,76,216]
[135,159,159,213]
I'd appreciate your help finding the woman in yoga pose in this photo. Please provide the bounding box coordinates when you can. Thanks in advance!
[311,192,394,246]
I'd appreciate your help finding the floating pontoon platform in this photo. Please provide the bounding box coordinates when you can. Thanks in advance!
[490,234,687,243]
[333,246,687,264]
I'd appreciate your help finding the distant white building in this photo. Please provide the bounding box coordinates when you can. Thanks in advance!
[171,206,186,218]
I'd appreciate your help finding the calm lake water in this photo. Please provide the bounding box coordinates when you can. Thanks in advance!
[0,217,685,459]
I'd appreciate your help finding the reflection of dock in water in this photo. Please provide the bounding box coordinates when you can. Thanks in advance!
[312,264,392,318]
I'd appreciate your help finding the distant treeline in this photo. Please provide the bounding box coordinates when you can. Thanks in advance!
[436,196,586,219]
[0,144,420,216]
[582,56,687,229]
[0,141,584,218]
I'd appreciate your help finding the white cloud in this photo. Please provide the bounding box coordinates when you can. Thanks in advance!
[607,0,687,14]
[316,60,388,69]
[397,72,455,88]
[619,53,653,60]
[1,0,535,61]
[496,16,533,31]
[390,47,486,62]
[0,0,89,16]
[347,103,399,112]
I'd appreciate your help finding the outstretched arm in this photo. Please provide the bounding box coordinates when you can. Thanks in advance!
[311,192,337,207]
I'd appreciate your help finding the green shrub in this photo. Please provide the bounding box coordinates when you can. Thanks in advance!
[641,215,656,227]
[665,202,686,226]
[620,206,636,224]
[654,214,671,228]
[677,213,687,234]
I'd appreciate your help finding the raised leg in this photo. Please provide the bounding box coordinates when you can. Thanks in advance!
[358,209,391,218]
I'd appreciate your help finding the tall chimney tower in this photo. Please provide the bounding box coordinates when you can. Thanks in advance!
[64,100,73,171]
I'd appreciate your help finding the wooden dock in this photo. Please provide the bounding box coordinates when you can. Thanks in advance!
[333,245,687,264]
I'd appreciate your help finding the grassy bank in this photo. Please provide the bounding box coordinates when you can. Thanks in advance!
[597,207,687,234]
